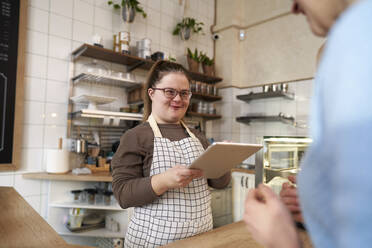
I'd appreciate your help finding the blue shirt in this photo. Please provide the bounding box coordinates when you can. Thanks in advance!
[298,0,372,247]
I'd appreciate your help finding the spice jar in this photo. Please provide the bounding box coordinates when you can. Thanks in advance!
[201,83,208,95]
[207,84,213,95]
[213,86,218,96]
[85,189,97,205]
[190,81,196,93]
[103,191,113,205]
[195,81,201,93]
[71,190,82,203]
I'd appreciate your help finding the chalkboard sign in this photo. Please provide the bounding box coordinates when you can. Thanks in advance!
[0,0,26,171]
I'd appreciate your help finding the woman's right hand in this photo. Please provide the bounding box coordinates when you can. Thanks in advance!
[280,175,304,223]
[151,165,204,195]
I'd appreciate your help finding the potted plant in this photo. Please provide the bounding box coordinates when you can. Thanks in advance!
[200,52,215,76]
[108,0,147,23]
[187,48,200,72]
[173,17,204,40]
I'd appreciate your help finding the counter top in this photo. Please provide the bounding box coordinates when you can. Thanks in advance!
[163,221,313,248]
[23,171,112,182]
[231,168,255,174]
[0,187,93,248]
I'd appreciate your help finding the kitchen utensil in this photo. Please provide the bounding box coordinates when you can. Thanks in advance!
[69,208,84,228]
[76,135,87,154]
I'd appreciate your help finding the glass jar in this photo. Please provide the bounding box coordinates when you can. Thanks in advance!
[207,84,213,95]
[83,59,109,76]
[84,188,97,204]
[70,190,82,203]
[103,191,113,205]
[201,83,208,95]
[195,81,201,93]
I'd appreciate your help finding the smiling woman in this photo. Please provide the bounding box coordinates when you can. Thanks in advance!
[111,60,231,247]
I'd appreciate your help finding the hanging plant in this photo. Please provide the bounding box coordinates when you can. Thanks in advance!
[173,17,204,40]
[108,0,147,23]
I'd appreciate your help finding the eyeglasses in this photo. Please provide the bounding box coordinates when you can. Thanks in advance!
[152,87,192,100]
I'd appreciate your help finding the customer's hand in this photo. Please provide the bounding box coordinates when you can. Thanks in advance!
[244,184,301,248]
[280,176,304,223]
[151,165,203,195]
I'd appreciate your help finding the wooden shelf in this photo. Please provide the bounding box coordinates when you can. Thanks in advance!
[23,172,112,182]
[191,92,222,102]
[188,71,222,84]
[72,44,154,71]
[71,44,223,83]
[187,111,221,120]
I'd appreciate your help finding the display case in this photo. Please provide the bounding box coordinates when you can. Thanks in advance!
[255,136,312,187]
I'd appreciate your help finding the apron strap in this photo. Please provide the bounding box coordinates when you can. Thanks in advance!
[147,114,197,139]
[148,114,163,137]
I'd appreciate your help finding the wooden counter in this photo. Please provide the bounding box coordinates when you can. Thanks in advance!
[163,221,313,248]
[0,187,93,248]
[23,171,112,182]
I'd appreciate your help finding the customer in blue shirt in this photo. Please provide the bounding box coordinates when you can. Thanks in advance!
[244,0,372,247]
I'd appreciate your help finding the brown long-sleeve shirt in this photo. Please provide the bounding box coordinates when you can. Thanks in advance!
[111,122,231,209]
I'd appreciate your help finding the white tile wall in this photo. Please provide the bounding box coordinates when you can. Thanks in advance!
[2,0,216,222]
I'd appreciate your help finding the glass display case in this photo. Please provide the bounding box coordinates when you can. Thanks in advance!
[255,136,312,187]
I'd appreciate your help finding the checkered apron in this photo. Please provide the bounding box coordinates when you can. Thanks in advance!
[124,114,213,247]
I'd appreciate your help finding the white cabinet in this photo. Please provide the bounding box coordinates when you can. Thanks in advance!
[210,187,232,228]
[46,179,129,246]
[232,171,255,222]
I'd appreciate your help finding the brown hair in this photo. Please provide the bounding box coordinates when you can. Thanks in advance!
[142,60,191,120]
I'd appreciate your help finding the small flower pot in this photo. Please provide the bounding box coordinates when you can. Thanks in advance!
[187,56,199,72]
[202,64,215,76]
[180,27,191,40]
[121,5,136,23]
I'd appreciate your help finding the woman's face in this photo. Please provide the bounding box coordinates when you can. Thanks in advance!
[292,0,348,37]
[148,72,190,124]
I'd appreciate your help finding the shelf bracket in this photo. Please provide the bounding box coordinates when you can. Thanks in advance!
[71,46,88,61]
[127,61,145,72]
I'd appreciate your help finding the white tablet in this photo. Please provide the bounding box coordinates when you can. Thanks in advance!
[189,142,262,179]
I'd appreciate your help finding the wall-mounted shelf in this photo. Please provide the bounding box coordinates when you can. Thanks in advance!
[23,172,113,182]
[191,92,222,102]
[236,114,295,125]
[70,109,143,122]
[71,44,223,83]
[236,91,295,103]
[72,44,154,72]
[187,111,221,120]
[72,73,141,88]
[49,201,122,211]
